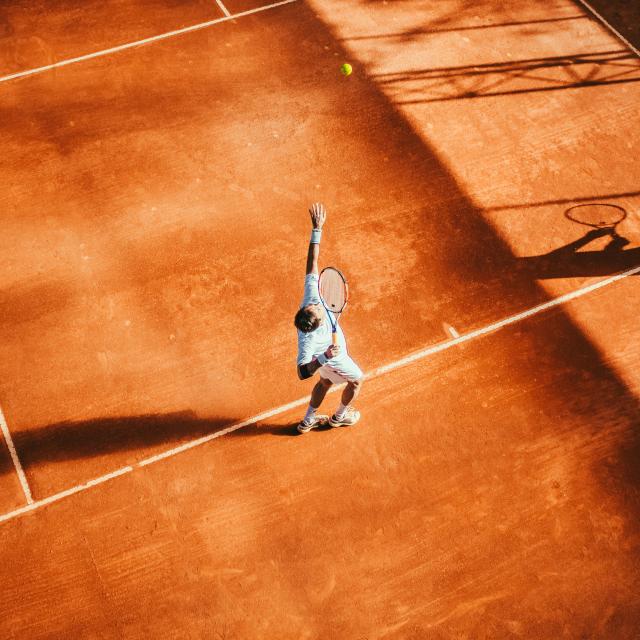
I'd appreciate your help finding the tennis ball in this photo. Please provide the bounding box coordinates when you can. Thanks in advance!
[340,63,353,76]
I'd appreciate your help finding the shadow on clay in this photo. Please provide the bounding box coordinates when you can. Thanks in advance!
[0,411,325,476]
[517,205,640,279]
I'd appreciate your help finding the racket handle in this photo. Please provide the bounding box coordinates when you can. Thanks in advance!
[332,330,338,346]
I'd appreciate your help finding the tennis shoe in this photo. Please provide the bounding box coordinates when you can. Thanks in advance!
[329,407,361,428]
[297,414,329,434]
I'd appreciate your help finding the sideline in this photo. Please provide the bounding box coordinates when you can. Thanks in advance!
[0,405,33,504]
[575,0,640,58]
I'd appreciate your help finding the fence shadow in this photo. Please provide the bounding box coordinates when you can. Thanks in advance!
[373,50,640,104]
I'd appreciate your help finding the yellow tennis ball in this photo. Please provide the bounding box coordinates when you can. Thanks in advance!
[340,63,353,76]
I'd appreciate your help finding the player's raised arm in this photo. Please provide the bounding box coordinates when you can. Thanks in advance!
[306,202,326,275]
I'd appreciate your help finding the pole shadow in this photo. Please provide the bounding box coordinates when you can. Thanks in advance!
[373,50,640,104]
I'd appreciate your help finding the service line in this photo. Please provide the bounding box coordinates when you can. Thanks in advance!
[0,0,299,85]
[0,263,639,525]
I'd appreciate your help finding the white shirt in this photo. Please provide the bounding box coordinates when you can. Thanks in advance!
[296,273,346,366]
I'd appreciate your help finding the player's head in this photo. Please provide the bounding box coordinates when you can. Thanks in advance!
[294,304,323,333]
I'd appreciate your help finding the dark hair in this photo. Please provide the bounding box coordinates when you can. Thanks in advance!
[294,307,320,333]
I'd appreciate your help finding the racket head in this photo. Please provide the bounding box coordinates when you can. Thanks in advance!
[565,203,627,229]
[318,266,349,315]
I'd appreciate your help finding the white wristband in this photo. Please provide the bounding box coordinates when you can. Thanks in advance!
[310,229,322,244]
[316,353,328,365]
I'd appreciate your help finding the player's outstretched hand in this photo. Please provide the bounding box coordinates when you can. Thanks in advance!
[309,202,327,230]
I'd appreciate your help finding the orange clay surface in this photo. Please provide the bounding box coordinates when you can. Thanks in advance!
[1,0,639,637]
[0,0,226,76]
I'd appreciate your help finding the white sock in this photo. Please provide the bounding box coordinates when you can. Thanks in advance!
[334,403,348,420]
[303,404,318,424]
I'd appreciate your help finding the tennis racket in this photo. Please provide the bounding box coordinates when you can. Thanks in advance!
[318,266,349,346]
[565,203,627,231]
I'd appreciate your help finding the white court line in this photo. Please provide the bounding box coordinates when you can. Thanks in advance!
[215,0,232,18]
[0,263,639,525]
[0,405,33,504]
[0,0,298,85]
[574,0,640,58]
[368,264,640,379]
[138,395,312,466]
[0,467,131,524]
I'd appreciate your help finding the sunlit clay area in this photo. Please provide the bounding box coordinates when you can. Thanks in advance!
[1,0,639,637]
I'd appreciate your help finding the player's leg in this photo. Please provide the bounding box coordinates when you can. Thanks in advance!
[340,377,361,405]
[297,376,333,434]
[338,377,362,410]
[310,375,333,408]
[319,357,364,427]
[330,377,363,427]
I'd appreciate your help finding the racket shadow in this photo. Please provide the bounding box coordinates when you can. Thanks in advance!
[517,206,640,279]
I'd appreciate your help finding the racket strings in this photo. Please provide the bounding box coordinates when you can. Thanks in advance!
[319,269,347,312]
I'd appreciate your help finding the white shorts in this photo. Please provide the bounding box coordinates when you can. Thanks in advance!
[319,356,363,384]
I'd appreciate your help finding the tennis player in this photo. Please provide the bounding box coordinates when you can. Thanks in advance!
[294,203,363,433]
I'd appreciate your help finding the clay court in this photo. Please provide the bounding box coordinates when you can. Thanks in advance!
[1,0,640,637]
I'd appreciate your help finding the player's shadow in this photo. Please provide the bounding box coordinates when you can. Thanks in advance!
[517,223,640,279]
[0,411,304,476]
[229,420,334,438]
